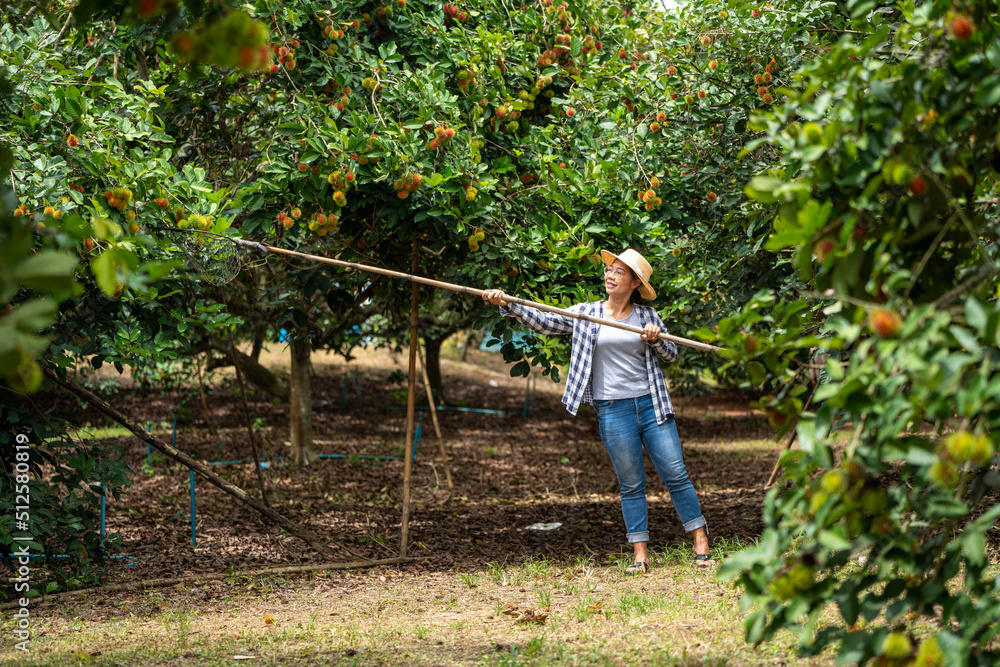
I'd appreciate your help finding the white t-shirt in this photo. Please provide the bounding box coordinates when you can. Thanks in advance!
[591,307,648,400]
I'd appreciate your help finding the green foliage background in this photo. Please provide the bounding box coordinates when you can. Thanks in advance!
[1,0,999,663]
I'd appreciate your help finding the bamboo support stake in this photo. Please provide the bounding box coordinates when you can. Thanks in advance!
[224,311,270,508]
[417,345,453,489]
[399,242,420,557]
[194,353,216,435]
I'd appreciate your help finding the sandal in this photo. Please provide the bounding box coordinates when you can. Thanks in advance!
[624,560,650,575]
[693,553,714,568]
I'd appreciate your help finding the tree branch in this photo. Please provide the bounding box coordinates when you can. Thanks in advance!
[41,368,339,558]
[0,558,414,610]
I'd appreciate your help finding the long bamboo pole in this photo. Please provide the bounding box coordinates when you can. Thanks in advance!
[224,237,721,354]
[399,242,420,558]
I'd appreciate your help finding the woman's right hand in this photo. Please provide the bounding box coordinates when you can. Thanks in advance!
[482,289,509,306]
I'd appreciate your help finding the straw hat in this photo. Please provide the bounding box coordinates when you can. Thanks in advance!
[600,248,656,300]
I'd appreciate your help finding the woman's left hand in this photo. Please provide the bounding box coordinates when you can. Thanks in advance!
[640,323,661,342]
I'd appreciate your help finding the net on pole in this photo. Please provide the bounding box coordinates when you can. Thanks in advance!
[162,228,247,286]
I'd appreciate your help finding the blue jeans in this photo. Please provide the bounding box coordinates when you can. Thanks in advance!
[595,394,706,543]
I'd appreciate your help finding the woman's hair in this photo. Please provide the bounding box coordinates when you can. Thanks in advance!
[628,269,643,305]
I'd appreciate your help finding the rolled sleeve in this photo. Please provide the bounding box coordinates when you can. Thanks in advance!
[647,312,678,363]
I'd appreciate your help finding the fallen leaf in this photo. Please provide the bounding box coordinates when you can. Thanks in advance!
[516,608,548,625]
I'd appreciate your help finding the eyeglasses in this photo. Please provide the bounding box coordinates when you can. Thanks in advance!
[604,266,631,279]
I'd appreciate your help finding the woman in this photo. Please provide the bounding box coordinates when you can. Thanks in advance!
[482,248,711,573]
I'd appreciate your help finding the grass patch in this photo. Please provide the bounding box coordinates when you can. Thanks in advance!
[1,553,839,667]
[71,422,136,441]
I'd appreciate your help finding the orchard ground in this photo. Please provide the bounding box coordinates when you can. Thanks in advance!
[3,340,839,665]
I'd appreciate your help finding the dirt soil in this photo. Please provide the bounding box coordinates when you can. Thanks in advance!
[28,344,780,585]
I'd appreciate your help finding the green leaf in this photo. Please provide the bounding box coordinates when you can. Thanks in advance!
[870,77,893,104]
[962,529,986,567]
[91,250,119,297]
[965,297,988,336]
[0,144,12,176]
[746,361,766,386]
[904,446,937,466]
[744,610,767,643]
[817,529,852,551]
[4,299,58,333]
[926,495,968,520]
[275,123,307,136]
[835,586,859,627]
[73,0,103,24]
[12,252,79,292]
[974,75,1000,107]
[948,325,980,355]
[143,260,182,282]
[91,216,122,241]
[800,145,826,163]
[510,360,530,376]
[745,176,783,204]
[64,96,82,120]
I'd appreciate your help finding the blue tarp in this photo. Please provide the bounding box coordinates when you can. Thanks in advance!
[480,330,532,352]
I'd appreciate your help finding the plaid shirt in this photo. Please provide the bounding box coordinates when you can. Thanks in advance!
[500,301,678,424]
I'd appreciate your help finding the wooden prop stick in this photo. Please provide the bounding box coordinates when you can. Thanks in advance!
[399,243,419,558]
[43,368,348,560]
[228,238,721,354]
[763,383,819,489]
[417,345,454,489]
[225,319,270,508]
[764,428,799,489]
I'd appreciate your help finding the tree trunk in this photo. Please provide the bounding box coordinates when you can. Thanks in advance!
[203,339,290,401]
[424,336,447,405]
[289,337,317,465]
[250,328,265,361]
[460,329,478,362]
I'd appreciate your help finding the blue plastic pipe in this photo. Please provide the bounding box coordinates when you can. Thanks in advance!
[210,457,284,466]
[99,483,106,547]
[388,405,507,415]
[316,454,401,461]
[412,412,423,463]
